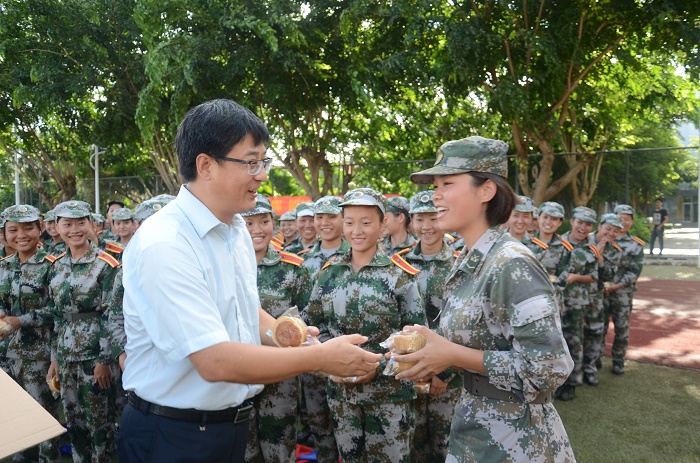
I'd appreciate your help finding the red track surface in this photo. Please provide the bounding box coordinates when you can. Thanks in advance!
[604,278,700,370]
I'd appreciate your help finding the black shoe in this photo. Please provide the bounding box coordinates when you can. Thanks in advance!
[595,358,602,369]
[557,385,575,401]
[584,373,599,386]
[612,364,625,375]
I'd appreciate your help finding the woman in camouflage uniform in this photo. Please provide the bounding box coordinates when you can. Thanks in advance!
[398,137,576,463]
[307,188,426,463]
[46,200,120,463]
[402,190,463,463]
[506,195,535,242]
[0,205,61,462]
[242,195,308,463]
[41,210,67,257]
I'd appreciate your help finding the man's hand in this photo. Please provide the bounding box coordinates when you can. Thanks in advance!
[94,363,112,390]
[317,334,382,378]
[429,376,448,396]
[46,361,58,384]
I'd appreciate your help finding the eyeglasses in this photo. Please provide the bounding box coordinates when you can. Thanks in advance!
[218,156,273,175]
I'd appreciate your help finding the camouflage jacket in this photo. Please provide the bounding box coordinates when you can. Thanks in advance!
[613,233,645,292]
[0,249,55,360]
[104,240,126,263]
[257,245,308,319]
[283,236,317,255]
[439,227,572,401]
[41,238,67,257]
[48,243,120,364]
[296,239,351,320]
[106,268,126,359]
[588,232,622,292]
[380,233,417,256]
[523,232,572,288]
[560,231,599,307]
[307,248,426,404]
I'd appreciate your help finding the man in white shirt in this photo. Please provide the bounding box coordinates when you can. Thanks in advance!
[116,99,381,462]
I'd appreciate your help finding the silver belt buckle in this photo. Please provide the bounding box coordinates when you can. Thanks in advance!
[234,404,253,424]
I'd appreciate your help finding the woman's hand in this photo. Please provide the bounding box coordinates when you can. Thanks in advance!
[390,325,456,382]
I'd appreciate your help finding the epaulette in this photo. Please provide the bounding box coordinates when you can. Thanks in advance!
[560,238,574,252]
[0,254,14,262]
[97,252,120,268]
[444,233,457,245]
[396,247,411,256]
[270,240,283,251]
[279,251,303,267]
[55,251,67,260]
[44,254,59,263]
[588,244,601,259]
[632,236,645,246]
[390,253,420,275]
[531,237,549,250]
[297,248,311,255]
[611,242,622,252]
[321,256,338,271]
[105,241,125,254]
[453,250,461,258]
[274,230,284,242]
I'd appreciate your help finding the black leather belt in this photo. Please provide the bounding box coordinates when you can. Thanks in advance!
[463,371,552,405]
[127,392,254,424]
[64,311,101,322]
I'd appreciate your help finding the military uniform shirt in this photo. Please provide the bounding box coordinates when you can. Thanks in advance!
[613,233,644,292]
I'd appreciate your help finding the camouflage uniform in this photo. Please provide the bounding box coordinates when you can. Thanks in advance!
[307,246,426,463]
[403,240,463,463]
[438,227,575,463]
[0,242,61,463]
[106,268,127,418]
[524,231,571,313]
[49,201,120,463]
[560,229,598,388]
[380,233,417,256]
[245,244,308,463]
[603,205,645,372]
[134,194,176,224]
[296,239,350,463]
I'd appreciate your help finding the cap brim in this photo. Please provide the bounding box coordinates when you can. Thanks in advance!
[296,211,315,217]
[410,166,468,185]
[315,207,342,215]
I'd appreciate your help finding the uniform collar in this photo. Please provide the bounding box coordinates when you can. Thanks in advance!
[332,247,391,268]
[407,241,452,261]
[259,243,281,266]
[454,226,503,276]
[305,239,350,258]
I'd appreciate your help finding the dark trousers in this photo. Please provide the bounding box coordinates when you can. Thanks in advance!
[115,402,250,463]
[650,226,664,253]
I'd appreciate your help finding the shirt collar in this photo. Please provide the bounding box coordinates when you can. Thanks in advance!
[176,185,240,238]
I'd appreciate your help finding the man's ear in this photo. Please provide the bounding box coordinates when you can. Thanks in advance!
[195,153,214,180]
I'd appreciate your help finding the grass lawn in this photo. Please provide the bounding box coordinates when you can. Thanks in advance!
[556,357,700,463]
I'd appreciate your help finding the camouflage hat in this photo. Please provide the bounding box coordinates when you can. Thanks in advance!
[294,201,315,218]
[279,210,296,221]
[339,188,387,215]
[43,209,56,222]
[599,212,624,229]
[241,195,275,217]
[2,204,41,223]
[386,196,410,215]
[314,196,343,215]
[135,196,174,222]
[112,208,135,221]
[513,195,535,213]
[91,213,106,224]
[614,204,635,216]
[54,200,92,219]
[571,206,597,224]
[411,136,509,185]
[409,190,437,214]
[538,201,565,219]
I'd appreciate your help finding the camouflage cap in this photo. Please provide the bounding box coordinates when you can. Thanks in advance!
[409,190,437,214]
[135,196,174,222]
[571,206,597,224]
[279,210,296,221]
[294,201,315,218]
[599,212,624,229]
[513,195,535,213]
[112,207,135,221]
[386,196,410,215]
[314,196,343,215]
[2,204,41,223]
[91,213,106,224]
[44,209,56,222]
[339,188,387,215]
[241,194,275,217]
[614,204,635,216]
[411,136,509,185]
[538,201,565,218]
[54,200,92,219]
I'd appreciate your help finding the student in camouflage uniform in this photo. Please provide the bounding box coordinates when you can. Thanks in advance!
[100,200,125,242]
[507,195,535,242]
[402,137,575,463]
[241,195,308,463]
[524,202,573,312]
[0,205,61,463]
[103,207,137,262]
[0,211,18,259]
[46,200,121,463]
[278,210,299,248]
[402,190,463,463]
[602,204,645,375]
[381,196,417,255]
[307,188,426,463]
[296,195,347,463]
[559,206,599,401]
[583,213,623,387]
[133,194,176,225]
[284,202,318,254]
[42,210,67,256]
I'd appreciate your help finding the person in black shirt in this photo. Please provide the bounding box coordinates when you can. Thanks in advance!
[649,198,669,255]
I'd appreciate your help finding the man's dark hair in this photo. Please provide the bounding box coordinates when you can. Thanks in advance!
[176,99,270,181]
[655,197,664,204]
[469,172,517,226]
[107,200,125,210]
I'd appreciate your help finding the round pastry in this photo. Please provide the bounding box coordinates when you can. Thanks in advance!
[49,375,60,393]
[549,274,558,283]
[392,333,426,354]
[271,316,308,347]
[394,360,418,373]
[0,319,11,335]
